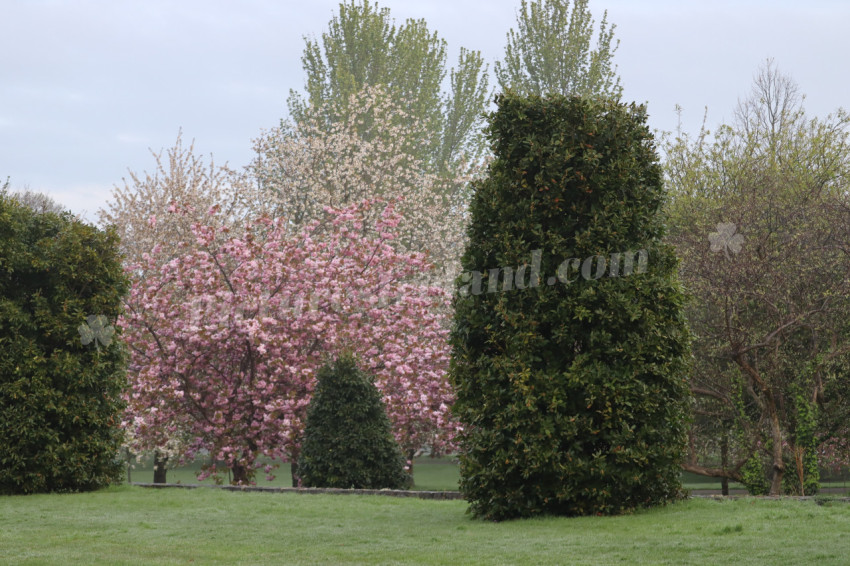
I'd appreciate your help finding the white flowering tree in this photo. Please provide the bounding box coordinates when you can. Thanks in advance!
[253,85,477,290]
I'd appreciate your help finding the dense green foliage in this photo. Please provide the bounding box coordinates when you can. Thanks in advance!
[298,354,410,489]
[450,93,691,520]
[0,193,128,494]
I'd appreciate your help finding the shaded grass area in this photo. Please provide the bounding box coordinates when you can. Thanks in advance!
[3,486,850,565]
[681,472,746,492]
[680,472,850,493]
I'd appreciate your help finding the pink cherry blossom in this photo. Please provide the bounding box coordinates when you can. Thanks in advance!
[121,199,457,484]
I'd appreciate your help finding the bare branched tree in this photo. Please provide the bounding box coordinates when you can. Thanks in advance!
[666,62,850,495]
[99,132,251,269]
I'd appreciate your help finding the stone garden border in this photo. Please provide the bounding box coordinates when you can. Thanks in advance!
[131,482,464,500]
[131,483,850,504]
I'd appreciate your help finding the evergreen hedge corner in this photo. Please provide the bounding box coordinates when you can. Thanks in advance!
[297,353,411,490]
[0,194,128,495]
[449,92,692,520]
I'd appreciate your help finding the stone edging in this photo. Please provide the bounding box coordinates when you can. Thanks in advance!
[130,482,464,500]
[691,494,850,503]
[131,484,850,504]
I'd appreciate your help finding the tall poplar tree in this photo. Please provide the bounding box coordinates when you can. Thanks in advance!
[288,0,490,174]
[496,0,622,98]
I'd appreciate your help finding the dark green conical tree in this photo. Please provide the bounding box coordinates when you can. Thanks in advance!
[449,93,691,520]
[298,353,410,489]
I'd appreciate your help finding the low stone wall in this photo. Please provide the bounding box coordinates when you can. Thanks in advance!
[693,493,850,504]
[132,483,850,504]
[131,482,464,500]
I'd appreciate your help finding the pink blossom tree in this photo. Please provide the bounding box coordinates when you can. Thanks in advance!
[120,200,455,485]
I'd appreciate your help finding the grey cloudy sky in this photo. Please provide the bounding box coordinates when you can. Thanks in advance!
[1,0,847,221]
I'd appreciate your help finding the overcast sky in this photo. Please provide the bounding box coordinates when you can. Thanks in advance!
[2,0,848,222]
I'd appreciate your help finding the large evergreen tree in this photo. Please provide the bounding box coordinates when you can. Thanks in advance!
[450,93,690,519]
[0,191,128,494]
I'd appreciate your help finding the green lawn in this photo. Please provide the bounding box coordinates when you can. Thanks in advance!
[3,487,850,565]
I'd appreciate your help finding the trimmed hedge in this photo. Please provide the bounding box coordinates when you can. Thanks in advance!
[298,353,410,489]
[449,93,691,519]
[0,194,128,494]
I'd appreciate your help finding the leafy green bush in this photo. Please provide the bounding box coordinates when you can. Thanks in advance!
[450,93,691,519]
[787,393,820,495]
[0,193,128,494]
[298,353,410,489]
[740,453,770,496]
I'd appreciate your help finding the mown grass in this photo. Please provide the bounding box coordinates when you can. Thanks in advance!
[3,486,850,565]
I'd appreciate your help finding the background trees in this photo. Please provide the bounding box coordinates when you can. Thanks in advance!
[288,0,490,175]
[7,188,67,216]
[451,93,690,519]
[98,133,251,271]
[282,0,491,291]
[666,61,850,495]
[495,0,621,98]
[0,192,127,494]
[252,87,473,290]
[109,1,490,483]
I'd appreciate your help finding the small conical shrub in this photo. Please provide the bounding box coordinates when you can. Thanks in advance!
[450,93,691,520]
[298,353,410,489]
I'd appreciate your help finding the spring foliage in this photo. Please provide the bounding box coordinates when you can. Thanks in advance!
[496,0,621,98]
[0,193,128,494]
[298,353,410,489]
[450,93,690,519]
[253,86,475,290]
[288,0,489,174]
[665,61,850,495]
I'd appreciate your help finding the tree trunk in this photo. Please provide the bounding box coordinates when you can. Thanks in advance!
[767,397,785,495]
[231,461,250,485]
[401,449,416,488]
[406,449,416,480]
[721,432,730,496]
[290,447,301,487]
[153,451,168,484]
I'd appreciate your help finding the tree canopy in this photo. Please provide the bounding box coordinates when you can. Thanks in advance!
[288,0,490,174]
[496,0,621,98]
[666,61,850,495]
[451,93,690,520]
